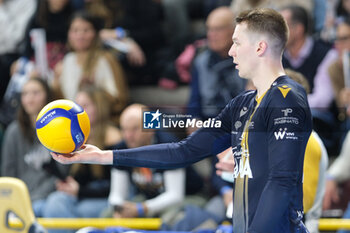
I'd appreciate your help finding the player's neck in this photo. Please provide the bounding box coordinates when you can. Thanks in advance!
[252,60,285,98]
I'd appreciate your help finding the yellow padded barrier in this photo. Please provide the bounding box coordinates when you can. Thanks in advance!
[319,218,350,231]
[10,218,162,230]
[9,216,350,231]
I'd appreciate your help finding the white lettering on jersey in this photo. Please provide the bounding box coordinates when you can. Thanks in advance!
[274,128,298,140]
[281,108,293,116]
[233,148,253,179]
[274,128,287,140]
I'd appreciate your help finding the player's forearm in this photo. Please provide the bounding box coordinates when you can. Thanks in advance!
[113,130,220,168]
[98,150,114,164]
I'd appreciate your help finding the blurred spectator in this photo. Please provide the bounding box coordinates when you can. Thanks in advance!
[75,86,123,149]
[302,131,328,233]
[0,0,73,127]
[280,5,340,152]
[53,10,128,121]
[0,0,37,103]
[230,0,326,36]
[184,7,246,120]
[99,0,165,86]
[324,19,350,221]
[313,0,327,36]
[157,0,231,88]
[107,104,187,223]
[85,0,113,28]
[323,131,350,233]
[21,0,72,74]
[164,145,233,231]
[42,87,123,233]
[285,69,328,233]
[1,77,69,217]
[322,0,350,42]
[281,5,336,110]
[230,0,313,21]
[337,0,350,21]
[329,18,350,121]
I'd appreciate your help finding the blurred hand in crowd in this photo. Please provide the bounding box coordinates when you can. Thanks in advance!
[323,179,340,210]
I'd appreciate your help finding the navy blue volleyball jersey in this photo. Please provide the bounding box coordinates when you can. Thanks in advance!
[114,75,312,233]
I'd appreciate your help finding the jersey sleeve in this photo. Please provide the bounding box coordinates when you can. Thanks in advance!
[113,99,235,169]
[248,86,312,232]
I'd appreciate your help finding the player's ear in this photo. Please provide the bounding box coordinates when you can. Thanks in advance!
[256,40,268,56]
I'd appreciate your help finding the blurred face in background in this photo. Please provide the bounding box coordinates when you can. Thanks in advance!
[120,106,154,148]
[335,22,350,60]
[75,91,97,125]
[342,0,350,14]
[206,7,235,57]
[280,9,302,49]
[21,80,47,116]
[68,17,96,52]
[48,0,69,13]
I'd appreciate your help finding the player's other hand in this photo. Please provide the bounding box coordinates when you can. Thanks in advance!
[51,144,113,165]
[216,147,234,176]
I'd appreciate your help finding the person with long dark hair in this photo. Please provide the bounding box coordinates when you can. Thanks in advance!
[1,77,69,217]
[42,86,122,233]
[53,10,128,123]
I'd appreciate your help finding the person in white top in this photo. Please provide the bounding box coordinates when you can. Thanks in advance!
[53,10,128,110]
[108,104,185,219]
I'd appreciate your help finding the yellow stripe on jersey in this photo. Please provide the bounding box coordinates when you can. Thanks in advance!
[303,131,322,213]
[233,91,268,232]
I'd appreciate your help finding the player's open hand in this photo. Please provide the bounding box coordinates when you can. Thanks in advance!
[51,144,113,165]
[216,147,235,176]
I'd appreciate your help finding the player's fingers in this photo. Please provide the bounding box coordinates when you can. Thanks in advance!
[51,152,76,164]
[216,161,234,172]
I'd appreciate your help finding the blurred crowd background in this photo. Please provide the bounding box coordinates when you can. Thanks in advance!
[2,0,350,232]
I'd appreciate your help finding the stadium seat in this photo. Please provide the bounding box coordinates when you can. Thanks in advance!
[0,177,45,233]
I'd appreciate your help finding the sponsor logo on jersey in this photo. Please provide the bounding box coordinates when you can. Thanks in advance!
[235,121,242,130]
[240,107,248,117]
[274,128,298,140]
[232,147,253,179]
[278,85,291,98]
[281,108,292,116]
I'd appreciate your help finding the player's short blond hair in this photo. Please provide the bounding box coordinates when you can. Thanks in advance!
[236,8,289,56]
